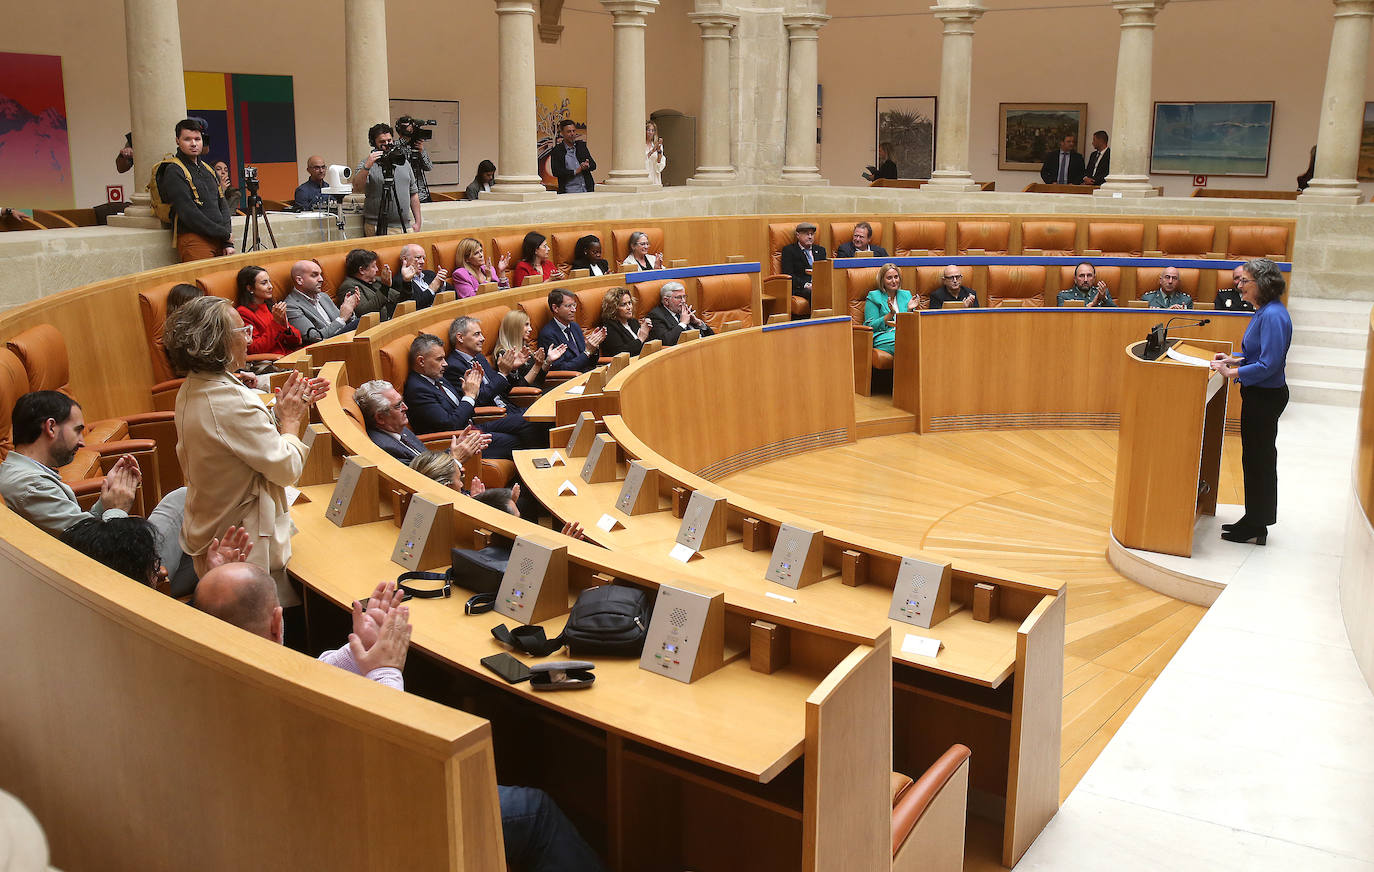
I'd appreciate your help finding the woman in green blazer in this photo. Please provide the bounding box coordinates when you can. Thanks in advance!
[864,263,919,353]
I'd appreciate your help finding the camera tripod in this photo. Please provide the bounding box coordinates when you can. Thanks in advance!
[240,183,278,252]
[373,164,410,237]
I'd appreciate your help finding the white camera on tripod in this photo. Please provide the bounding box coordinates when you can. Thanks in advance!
[323,165,352,194]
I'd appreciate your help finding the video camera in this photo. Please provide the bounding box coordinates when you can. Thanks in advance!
[375,142,411,171]
[242,164,260,194]
[396,115,435,143]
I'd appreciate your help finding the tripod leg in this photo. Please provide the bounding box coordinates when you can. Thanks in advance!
[260,208,278,247]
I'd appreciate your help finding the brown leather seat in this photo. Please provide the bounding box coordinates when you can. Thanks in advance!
[430,239,463,275]
[892,220,948,255]
[765,222,811,317]
[1156,224,1216,256]
[549,230,600,276]
[1087,222,1144,256]
[609,227,665,272]
[891,744,970,870]
[986,265,1046,307]
[195,270,239,302]
[371,243,409,278]
[696,274,754,331]
[627,280,670,320]
[1020,220,1077,255]
[829,220,885,253]
[491,234,527,286]
[955,221,1010,255]
[312,252,349,299]
[573,286,610,331]
[0,348,32,457]
[1058,265,1123,299]
[1135,266,1200,302]
[1226,224,1291,259]
[843,266,894,397]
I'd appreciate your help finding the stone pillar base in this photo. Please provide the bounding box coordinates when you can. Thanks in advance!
[1299,178,1364,205]
[780,168,828,185]
[686,173,739,187]
[1096,175,1160,197]
[480,188,557,202]
[924,172,982,192]
[599,182,663,193]
[107,213,164,229]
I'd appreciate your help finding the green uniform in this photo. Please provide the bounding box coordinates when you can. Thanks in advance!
[1142,289,1193,309]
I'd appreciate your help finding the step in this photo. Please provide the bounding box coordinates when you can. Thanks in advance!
[1291,324,1367,350]
[1286,297,1371,329]
[1287,377,1361,407]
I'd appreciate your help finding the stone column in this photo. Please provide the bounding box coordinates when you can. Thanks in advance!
[1097,0,1168,197]
[1301,0,1374,204]
[117,0,188,224]
[344,0,391,171]
[924,1,986,192]
[599,0,660,192]
[487,0,556,200]
[780,12,830,185]
[687,10,740,186]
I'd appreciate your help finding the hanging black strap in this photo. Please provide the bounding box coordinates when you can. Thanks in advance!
[395,570,451,600]
[492,623,566,657]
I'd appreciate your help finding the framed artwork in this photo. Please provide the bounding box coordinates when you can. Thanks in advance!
[1359,102,1374,182]
[875,96,937,179]
[186,71,297,201]
[999,103,1087,171]
[0,51,74,209]
[535,85,588,186]
[1150,101,1275,176]
[390,98,460,187]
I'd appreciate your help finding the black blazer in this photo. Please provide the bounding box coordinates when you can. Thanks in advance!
[646,304,715,347]
[403,371,475,434]
[600,318,645,357]
[549,141,596,193]
[393,269,445,311]
[538,318,597,372]
[368,426,426,463]
[929,286,980,309]
[779,242,827,293]
[443,349,514,407]
[571,258,610,276]
[1040,149,1086,185]
[835,242,890,259]
[1084,148,1111,186]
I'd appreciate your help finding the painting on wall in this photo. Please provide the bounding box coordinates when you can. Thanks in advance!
[0,51,74,209]
[390,98,460,187]
[535,85,587,187]
[186,72,297,202]
[875,96,937,180]
[1150,101,1274,177]
[998,103,1087,172]
[1359,102,1374,182]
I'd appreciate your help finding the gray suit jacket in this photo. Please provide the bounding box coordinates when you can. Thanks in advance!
[285,290,356,343]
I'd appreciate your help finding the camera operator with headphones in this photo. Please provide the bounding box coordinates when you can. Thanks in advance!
[394,115,434,204]
[353,122,421,237]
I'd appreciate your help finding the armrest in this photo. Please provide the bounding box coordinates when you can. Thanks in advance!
[246,353,281,362]
[90,438,157,458]
[852,323,874,333]
[119,411,177,427]
[151,377,185,394]
[892,744,971,862]
[472,406,506,420]
[852,325,874,396]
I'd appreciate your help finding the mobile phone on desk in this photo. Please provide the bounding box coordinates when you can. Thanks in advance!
[532,457,551,469]
[481,652,533,684]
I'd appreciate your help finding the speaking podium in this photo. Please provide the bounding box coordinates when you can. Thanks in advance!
[1112,337,1232,557]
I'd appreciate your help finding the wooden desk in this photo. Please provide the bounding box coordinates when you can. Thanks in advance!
[525,369,595,424]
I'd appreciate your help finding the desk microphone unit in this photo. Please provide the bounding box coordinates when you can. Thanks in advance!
[1142,316,1211,361]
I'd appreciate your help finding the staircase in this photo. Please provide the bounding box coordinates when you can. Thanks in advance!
[1286,297,1368,407]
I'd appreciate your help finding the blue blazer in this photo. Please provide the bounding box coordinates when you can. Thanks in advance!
[403,371,475,434]
[367,426,426,463]
[444,349,514,407]
[538,318,597,372]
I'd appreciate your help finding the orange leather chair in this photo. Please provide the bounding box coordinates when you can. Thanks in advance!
[1135,266,1201,302]
[491,233,528,285]
[764,222,811,317]
[695,273,754,332]
[843,266,894,395]
[912,266,948,308]
[549,230,599,275]
[430,239,464,275]
[1087,222,1144,256]
[1020,220,1077,255]
[312,252,350,299]
[891,744,971,872]
[829,220,885,254]
[517,296,585,386]
[626,280,670,320]
[955,221,1010,255]
[194,270,239,302]
[610,227,665,272]
[1226,224,1290,260]
[370,243,408,279]
[1156,224,1216,256]
[892,220,948,255]
[376,320,508,426]
[986,265,1046,307]
[1058,265,1123,300]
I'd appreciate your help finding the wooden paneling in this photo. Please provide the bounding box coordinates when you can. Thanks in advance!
[1005,593,1066,866]
[1343,312,1374,696]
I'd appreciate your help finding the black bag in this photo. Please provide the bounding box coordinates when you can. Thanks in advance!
[492,585,652,657]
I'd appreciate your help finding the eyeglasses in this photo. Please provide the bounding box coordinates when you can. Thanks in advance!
[232,325,254,339]
[944,274,962,280]
[1233,276,1255,287]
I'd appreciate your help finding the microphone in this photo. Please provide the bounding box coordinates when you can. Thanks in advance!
[1143,316,1211,361]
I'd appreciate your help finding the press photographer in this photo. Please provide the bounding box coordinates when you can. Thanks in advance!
[352,122,421,237]
[394,115,435,203]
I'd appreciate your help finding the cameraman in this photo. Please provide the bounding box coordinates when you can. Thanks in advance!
[395,116,433,203]
[352,123,421,237]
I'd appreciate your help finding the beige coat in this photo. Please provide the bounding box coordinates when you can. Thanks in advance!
[176,370,307,596]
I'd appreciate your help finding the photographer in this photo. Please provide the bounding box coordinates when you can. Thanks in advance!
[394,115,434,203]
[352,122,421,237]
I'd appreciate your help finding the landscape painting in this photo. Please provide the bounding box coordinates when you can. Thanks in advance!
[1150,101,1274,177]
[999,103,1087,172]
[876,96,937,179]
[0,51,74,209]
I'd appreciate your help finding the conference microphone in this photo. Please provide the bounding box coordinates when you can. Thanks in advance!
[1144,316,1212,360]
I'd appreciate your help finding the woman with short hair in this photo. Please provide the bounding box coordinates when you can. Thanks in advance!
[598,287,650,357]
[620,231,663,272]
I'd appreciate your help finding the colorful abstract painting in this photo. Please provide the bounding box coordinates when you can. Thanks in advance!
[535,85,588,187]
[0,51,74,209]
[186,72,297,201]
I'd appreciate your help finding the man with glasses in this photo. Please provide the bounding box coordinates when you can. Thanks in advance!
[292,156,335,210]
[1143,266,1193,309]
[646,281,715,346]
[354,379,489,465]
[930,264,980,309]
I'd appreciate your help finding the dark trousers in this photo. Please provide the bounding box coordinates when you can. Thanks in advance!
[499,785,606,872]
[1239,384,1289,527]
[480,404,543,460]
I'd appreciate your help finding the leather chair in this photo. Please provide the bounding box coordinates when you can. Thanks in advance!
[376,324,507,425]
[491,233,527,286]
[371,243,409,279]
[912,266,948,308]
[892,220,950,255]
[764,222,811,317]
[696,273,754,332]
[1058,265,1122,301]
[195,270,239,302]
[609,227,665,272]
[312,252,350,299]
[1087,222,1144,256]
[1020,220,1078,256]
[891,744,971,872]
[843,266,894,396]
[829,220,886,254]
[517,298,582,387]
[955,221,1010,255]
[0,347,34,455]
[1225,224,1291,260]
[549,230,600,276]
[628,280,671,320]
[1135,266,1201,303]
[431,239,464,276]
[986,265,1046,307]
[1156,224,1216,256]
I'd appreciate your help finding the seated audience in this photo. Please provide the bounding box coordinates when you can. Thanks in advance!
[496,310,562,388]
[403,333,482,436]
[778,221,826,303]
[292,156,333,210]
[61,517,250,592]
[234,265,304,355]
[391,243,449,310]
[166,282,204,318]
[570,235,610,276]
[1214,264,1256,312]
[646,281,714,347]
[444,316,545,455]
[0,391,196,594]
[353,378,490,465]
[410,449,487,496]
[930,265,979,309]
[599,287,650,357]
[338,248,402,320]
[621,231,664,272]
[537,289,606,372]
[835,222,889,258]
[512,231,565,287]
[1056,262,1116,307]
[475,485,586,542]
[1040,133,1085,185]
[465,159,496,201]
[285,259,360,342]
[452,237,510,299]
[864,264,918,354]
[1143,267,1193,309]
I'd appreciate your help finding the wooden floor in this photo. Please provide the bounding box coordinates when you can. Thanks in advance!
[721,407,1245,810]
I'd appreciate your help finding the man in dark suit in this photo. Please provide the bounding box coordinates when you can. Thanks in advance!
[443,316,543,451]
[549,119,596,194]
[1082,131,1111,186]
[402,332,528,457]
[1040,133,1086,185]
[778,221,827,304]
[646,281,716,347]
[929,265,980,309]
[537,289,606,372]
[834,222,890,259]
[392,243,449,311]
[354,378,491,465]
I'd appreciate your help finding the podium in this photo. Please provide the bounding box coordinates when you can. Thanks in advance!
[1112,337,1231,557]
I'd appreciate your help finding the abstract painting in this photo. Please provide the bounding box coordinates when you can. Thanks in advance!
[999,103,1087,172]
[875,97,937,179]
[186,72,297,201]
[535,85,588,187]
[0,51,74,209]
[1150,101,1274,176]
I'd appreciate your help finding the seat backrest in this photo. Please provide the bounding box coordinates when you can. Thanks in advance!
[986,265,1046,307]
[574,286,609,330]
[138,281,186,383]
[628,280,671,319]
[0,347,34,456]
[845,266,883,324]
[377,332,420,392]
[264,261,295,302]
[519,296,555,342]
[768,223,798,275]
[1135,267,1200,298]
[955,221,1010,255]
[312,252,349,299]
[913,266,946,308]
[196,270,239,302]
[431,239,463,275]
[610,227,664,272]
[6,324,70,393]
[1087,222,1144,256]
[491,234,528,284]
[371,244,408,278]
[469,305,513,356]
[337,379,364,428]
[696,273,754,331]
[892,220,948,255]
[1226,224,1290,259]
[830,221,885,252]
[1058,265,1123,296]
[1020,221,1077,255]
[550,230,599,275]
[1156,224,1215,256]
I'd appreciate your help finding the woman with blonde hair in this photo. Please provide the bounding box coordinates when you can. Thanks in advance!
[645,120,665,186]
[495,309,564,387]
[598,286,650,357]
[863,263,919,354]
[452,237,511,299]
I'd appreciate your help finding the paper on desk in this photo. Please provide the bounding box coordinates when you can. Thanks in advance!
[565,385,586,396]
[668,542,696,563]
[596,513,622,532]
[557,480,579,496]
[549,451,566,466]
[284,486,302,506]
[765,591,795,603]
[1165,346,1211,367]
[900,634,941,658]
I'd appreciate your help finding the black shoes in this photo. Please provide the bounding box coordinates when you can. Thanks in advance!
[1220,524,1267,545]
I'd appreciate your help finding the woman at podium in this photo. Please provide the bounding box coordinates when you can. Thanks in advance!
[1209,259,1293,545]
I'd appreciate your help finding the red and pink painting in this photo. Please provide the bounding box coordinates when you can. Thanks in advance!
[0,51,74,209]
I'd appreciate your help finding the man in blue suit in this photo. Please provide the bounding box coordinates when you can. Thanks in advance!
[353,378,490,465]
[402,334,519,460]
[537,289,606,372]
[444,317,544,451]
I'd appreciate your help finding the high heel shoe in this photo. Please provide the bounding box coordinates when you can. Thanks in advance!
[1221,517,1251,534]
[1220,525,1267,545]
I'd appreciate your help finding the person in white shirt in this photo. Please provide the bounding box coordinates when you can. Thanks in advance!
[645,120,666,186]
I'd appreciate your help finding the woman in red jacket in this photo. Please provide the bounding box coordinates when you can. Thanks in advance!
[511,231,566,288]
[234,265,304,354]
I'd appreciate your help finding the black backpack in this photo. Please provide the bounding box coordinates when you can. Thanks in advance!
[493,584,652,657]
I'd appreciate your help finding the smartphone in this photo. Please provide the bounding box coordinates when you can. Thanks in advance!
[481,652,533,684]
[532,458,552,469]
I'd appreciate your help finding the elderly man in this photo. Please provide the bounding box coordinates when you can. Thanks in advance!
[292,156,331,210]
[930,265,980,309]
[1214,264,1256,312]
[445,317,544,452]
[834,222,889,259]
[778,221,827,303]
[285,259,360,343]
[537,289,606,372]
[1040,133,1085,186]
[1143,267,1193,309]
[646,281,715,347]
[353,378,489,465]
[1057,262,1116,307]
[392,243,449,311]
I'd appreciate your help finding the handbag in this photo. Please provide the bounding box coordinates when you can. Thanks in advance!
[492,584,652,657]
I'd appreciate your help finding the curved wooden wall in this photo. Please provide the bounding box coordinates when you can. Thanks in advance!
[1341,310,1374,694]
